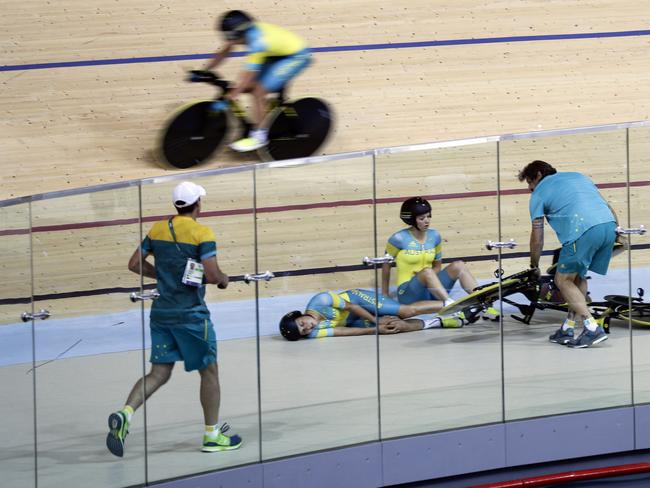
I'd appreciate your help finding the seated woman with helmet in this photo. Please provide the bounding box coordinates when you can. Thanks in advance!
[201,10,312,152]
[382,197,499,320]
[278,288,481,341]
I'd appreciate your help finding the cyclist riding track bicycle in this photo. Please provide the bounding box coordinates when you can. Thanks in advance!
[202,10,312,152]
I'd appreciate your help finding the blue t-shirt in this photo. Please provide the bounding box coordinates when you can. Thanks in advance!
[529,172,615,244]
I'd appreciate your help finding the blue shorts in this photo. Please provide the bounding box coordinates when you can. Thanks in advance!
[346,289,401,327]
[396,268,456,304]
[257,49,311,92]
[150,318,216,372]
[557,221,617,278]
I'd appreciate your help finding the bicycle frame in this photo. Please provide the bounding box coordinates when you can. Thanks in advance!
[500,270,648,332]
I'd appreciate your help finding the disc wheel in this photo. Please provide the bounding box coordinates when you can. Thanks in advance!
[603,295,650,326]
[259,97,332,161]
[617,304,650,326]
[160,101,229,169]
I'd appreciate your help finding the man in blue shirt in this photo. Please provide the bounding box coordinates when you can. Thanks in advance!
[519,160,619,348]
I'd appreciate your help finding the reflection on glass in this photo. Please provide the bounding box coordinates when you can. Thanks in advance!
[629,127,650,405]
[256,157,380,459]
[500,130,632,420]
[376,144,503,438]
[4,122,650,487]
[0,203,35,488]
[30,188,145,488]
[142,173,260,483]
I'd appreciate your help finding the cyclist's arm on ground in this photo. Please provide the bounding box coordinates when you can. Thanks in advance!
[202,256,229,288]
[529,218,544,268]
[204,41,237,70]
[381,263,391,296]
[331,327,376,337]
[380,318,423,333]
[128,248,157,279]
[327,320,423,336]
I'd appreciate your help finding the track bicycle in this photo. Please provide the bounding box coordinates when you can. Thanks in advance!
[437,267,540,316]
[589,289,650,331]
[499,246,650,332]
[159,70,333,169]
[438,262,650,332]
[504,273,650,332]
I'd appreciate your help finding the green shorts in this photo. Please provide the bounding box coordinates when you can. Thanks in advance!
[150,318,216,372]
[557,221,617,278]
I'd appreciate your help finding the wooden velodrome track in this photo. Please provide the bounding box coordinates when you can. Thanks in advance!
[1,0,650,324]
[2,4,650,487]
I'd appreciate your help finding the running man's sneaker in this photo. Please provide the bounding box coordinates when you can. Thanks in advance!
[568,326,608,349]
[549,326,574,345]
[229,129,268,152]
[482,306,500,321]
[106,411,130,457]
[201,423,243,452]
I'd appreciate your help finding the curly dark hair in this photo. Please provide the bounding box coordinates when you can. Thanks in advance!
[517,160,557,182]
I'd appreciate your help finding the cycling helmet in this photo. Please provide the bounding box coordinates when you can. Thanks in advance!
[219,10,253,40]
[279,310,303,341]
[399,197,432,226]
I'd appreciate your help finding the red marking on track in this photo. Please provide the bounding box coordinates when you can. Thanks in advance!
[1,182,647,236]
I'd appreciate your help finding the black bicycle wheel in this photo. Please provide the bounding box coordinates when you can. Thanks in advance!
[260,97,332,161]
[617,304,650,326]
[603,295,641,307]
[160,101,229,169]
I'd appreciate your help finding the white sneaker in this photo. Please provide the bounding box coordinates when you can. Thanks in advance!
[229,129,268,152]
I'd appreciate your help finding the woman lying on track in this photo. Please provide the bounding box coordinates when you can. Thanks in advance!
[278,288,480,340]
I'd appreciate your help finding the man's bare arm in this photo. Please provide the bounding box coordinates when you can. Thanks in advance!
[529,218,544,269]
[127,248,157,279]
[202,256,229,288]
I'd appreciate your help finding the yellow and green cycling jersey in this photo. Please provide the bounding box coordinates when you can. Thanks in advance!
[243,22,307,71]
[385,228,443,287]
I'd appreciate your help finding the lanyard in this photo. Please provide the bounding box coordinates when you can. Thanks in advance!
[168,217,190,258]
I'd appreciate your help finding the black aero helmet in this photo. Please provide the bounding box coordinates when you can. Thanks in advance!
[279,311,303,341]
[219,10,253,40]
[399,197,432,226]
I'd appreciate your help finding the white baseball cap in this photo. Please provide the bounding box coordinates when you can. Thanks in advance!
[172,181,206,208]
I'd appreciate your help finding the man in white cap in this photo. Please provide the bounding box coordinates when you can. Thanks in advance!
[106,181,242,456]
